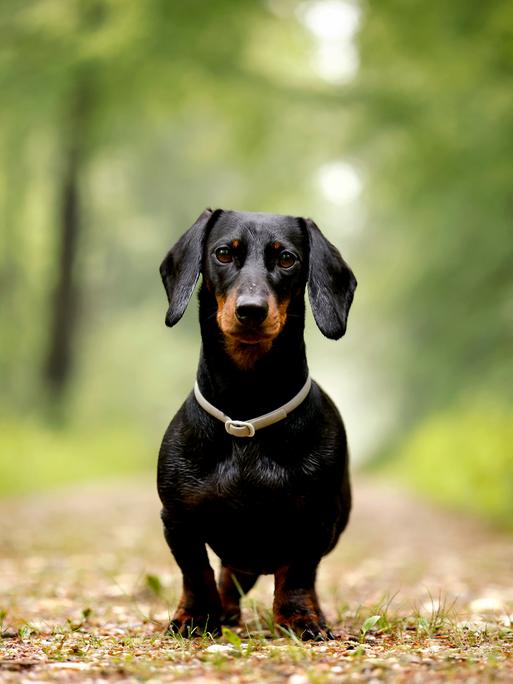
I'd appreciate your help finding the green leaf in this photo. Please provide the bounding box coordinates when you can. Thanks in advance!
[361,614,382,635]
[222,626,242,650]
[417,616,429,632]
[145,573,163,597]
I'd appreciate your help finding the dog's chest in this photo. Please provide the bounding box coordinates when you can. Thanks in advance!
[204,441,293,497]
[179,436,320,510]
[186,440,327,573]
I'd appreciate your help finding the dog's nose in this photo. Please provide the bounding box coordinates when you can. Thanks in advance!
[235,296,269,325]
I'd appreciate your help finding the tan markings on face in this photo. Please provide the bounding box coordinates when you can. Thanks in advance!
[275,297,290,334]
[231,239,240,249]
[271,241,282,251]
[215,291,237,334]
[223,337,274,370]
[216,290,291,369]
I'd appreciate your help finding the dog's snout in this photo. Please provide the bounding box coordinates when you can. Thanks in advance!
[235,296,269,325]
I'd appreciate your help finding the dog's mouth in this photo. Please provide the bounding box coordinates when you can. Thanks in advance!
[225,330,276,346]
[221,328,277,369]
[215,292,289,367]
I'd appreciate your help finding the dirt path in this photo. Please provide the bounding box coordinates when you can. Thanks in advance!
[1,477,512,683]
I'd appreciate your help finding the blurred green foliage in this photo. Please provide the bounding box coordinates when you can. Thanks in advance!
[351,0,513,525]
[352,0,513,419]
[0,0,349,412]
[0,420,150,496]
[377,403,513,528]
[0,0,511,526]
[1,0,354,495]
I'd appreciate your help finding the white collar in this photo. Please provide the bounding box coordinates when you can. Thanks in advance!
[193,375,312,438]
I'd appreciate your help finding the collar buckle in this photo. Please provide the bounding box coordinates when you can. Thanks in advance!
[225,420,256,438]
[193,374,312,438]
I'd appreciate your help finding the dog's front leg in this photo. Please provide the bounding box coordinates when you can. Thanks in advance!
[273,563,334,641]
[162,516,222,637]
[219,565,260,625]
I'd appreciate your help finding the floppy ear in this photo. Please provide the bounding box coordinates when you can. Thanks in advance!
[159,208,215,327]
[304,218,357,340]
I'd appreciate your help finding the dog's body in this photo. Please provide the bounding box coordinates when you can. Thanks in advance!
[158,209,356,640]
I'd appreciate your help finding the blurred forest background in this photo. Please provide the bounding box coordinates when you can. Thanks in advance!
[1,0,512,526]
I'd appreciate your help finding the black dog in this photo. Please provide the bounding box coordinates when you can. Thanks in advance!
[158,208,356,640]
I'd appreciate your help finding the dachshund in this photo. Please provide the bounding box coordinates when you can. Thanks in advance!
[158,208,356,640]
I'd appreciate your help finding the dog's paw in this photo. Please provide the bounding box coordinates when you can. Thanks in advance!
[166,611,221,638]
[276,616,335,641]
[220,599,242,626]
[221,609,241,626]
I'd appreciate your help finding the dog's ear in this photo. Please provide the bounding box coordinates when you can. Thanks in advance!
[160,208,217,327]
[303,218,357,339]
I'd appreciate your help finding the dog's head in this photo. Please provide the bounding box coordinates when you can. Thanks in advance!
[160,208,356,367]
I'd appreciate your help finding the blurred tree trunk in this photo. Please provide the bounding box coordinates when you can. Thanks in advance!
[43,4,106,402]
[44,78,90,399]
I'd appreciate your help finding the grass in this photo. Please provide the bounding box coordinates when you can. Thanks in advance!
[2,594,512,683]
[3,554,512,683]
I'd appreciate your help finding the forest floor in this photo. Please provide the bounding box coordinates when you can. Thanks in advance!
[1,476,512,683]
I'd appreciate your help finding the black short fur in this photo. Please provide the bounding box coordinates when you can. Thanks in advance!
[158,208,356,640]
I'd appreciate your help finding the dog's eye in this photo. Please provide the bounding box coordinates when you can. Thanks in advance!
[278,251,296,269]
[215,246,233,264]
